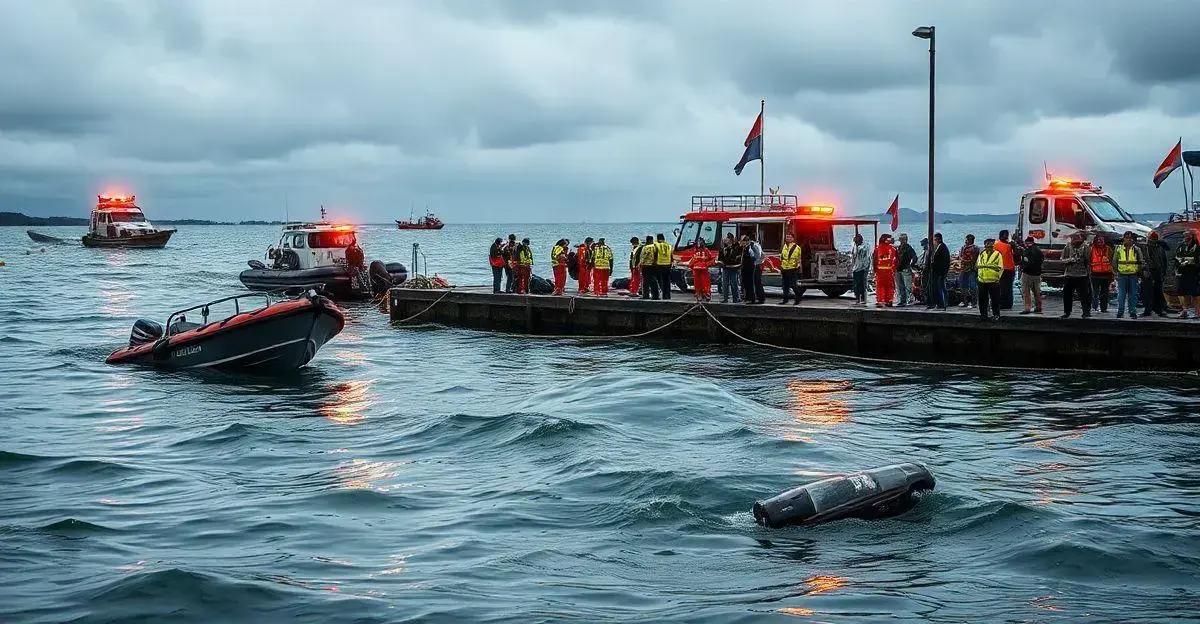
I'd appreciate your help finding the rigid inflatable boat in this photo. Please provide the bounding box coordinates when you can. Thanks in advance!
[753,463,935,528]
[106,290,344,373]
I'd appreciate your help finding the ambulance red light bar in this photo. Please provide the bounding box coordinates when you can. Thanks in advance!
[1047,179,1098,191]
[97,194,137,206]
[799,205,835,215]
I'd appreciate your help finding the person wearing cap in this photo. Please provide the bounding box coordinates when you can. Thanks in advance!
[591,237,613,297]
[1060,232,1092,318]
[1113,231,1142,319]
[1018,235,1044,314]
[576,237,594,294]
[1140,230,1169,317]
[894,233,917,306]
[994,229,1016,310]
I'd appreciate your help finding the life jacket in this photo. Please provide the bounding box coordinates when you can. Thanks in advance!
[780,243,802,270]
[655,241,672,266]
[550,244,567,268]
[874,245,896,272]
[1114,246,1140,275]
[976,249,1003,283]
[630,245,642,268]
[640,243,658,267]
[517,246,533,267]
[593,245,613,270]
[576,245,591,268]
[1090,244,1113,274]
[489,247,504,268]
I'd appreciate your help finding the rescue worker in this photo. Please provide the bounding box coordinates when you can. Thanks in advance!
[718,233,742,303]
[1089,235,1113,313]
[1141,231,1169,317]
[592,238,613,297]
[1113,230,1142,319]
[515,237,533,294]
[550,239,569,295]
[627,236,643,297]
[851,233,870,306]
[489,238,505,293]
[654,233,673,300]
[957,234,979,308]
[1018,235,1044,314]
[746,234,766,304]
[1060,232,1092,318]
[688,241,715,301]
[503,233,518,293]
[995,230,1016,310]
[976,238,1003,321]
[345,240,365,271]
[1175,229,1200,319]
[639,234,660,300]
[576,238,594,294]
[872,234,897,307]
[779,233,803,305]
[895,233,917,307]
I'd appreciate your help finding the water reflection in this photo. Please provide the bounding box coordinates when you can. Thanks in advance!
[319,378,377,425]
[334,458,406,492]
[804,574,847,595]
[770,379,853,443]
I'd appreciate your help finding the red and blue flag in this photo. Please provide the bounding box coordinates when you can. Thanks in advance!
[734,113,763,176]
[1153,139,1182,188]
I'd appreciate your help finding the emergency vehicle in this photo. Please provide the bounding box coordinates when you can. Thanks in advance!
[671,195,878,298]
[1014,178,1152,284]
[82,194,175,248]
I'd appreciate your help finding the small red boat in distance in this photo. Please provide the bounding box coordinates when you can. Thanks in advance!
[396,210,444,230]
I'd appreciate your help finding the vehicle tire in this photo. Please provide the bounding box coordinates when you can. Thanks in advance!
[821,287,848,299]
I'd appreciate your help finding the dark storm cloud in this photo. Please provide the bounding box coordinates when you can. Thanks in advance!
[0,0,1197,222]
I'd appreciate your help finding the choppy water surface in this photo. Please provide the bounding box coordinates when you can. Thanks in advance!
[1,224,1198,623]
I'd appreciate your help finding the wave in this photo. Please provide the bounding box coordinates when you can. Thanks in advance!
[39,518,120,536]
[0,450,56,467]
[47,458,137,477]
[169,423,260,448]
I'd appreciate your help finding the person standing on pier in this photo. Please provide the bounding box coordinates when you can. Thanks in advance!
[995,230,1016,310]
[779,233,803,305]
[639,235,660,300]
[872,234,897,307]
[895,233,917,307]
[503,233,518,293]
[489,238,505,293]
[515,238,533,295]
[957,235,979,309]
[851,233,870,306]
[1060,232,1092,318]
[1141,231,1170,317]
[592,238,613,297]
[688,241,714,302]
[1174,230,1200,319]
[1114,231,1142,319]
[627,236,643,297]
[576,238,594,295]
[928,233,950,310]
[1018,235,1044,314]
[550,239,569,296]
[718,233,742,303]
[654,233,674,300]
[741,234,765,304]
[1089,235,1114,314]
[976,238,1003,320]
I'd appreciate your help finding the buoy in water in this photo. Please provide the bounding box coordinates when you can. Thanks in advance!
[753,463,935,528]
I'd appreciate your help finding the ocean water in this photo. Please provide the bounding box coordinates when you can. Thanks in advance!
[1,223,1198,623]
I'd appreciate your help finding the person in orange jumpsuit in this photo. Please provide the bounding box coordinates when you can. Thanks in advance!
[627,236,642,297]
[873,234,897,307]
[592,238,613,297]
[576,238,593,294]
[688,242,715,301]
[551,239,569,295]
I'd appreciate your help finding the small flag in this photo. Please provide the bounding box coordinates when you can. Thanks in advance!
[1153,139,1183,188]
[886,195,900,232]
[734,112,763,176]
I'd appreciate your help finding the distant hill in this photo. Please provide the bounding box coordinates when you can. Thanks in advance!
[0,212,286,226]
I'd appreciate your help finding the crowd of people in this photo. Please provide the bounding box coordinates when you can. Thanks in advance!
[487,227,1200,321]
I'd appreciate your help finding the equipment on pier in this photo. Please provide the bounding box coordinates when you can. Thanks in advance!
[753,463,935,528]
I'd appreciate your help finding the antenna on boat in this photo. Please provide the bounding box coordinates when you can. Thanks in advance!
[320,205,327,222]
[284,194,289,224]
[1043,161,1051,182]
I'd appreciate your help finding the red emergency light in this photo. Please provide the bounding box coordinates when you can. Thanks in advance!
[799,205,835,216]
[1047,179,1097,191]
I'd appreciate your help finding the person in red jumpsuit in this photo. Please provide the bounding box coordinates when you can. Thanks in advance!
[576,238,593,294]
[873,234,897,307]
[688,242,715,302]
[627,236,642,297]
[551,239,569,295]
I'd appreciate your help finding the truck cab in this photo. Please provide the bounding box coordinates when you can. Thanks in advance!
[270,223,358,271]
[672,195,878,298]
[1016,179,1152,283]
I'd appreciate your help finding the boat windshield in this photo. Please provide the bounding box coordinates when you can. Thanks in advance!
[107,211,146,223]
[1082,196,1133,223]
[309,231,356,248]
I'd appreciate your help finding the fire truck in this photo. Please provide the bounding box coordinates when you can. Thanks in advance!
[1014,178,1153,285]
[671,195,878,298]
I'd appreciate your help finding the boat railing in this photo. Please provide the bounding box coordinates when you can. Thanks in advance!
[164,292,273,335]
[691,195,799,212]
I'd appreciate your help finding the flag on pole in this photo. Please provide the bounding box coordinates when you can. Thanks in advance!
[886,195,900,232]
[1153,139,1183,188]
[734,113,763,176]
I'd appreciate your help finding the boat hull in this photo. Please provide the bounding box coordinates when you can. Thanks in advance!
[238,263,407,299]
[106,296,344,373]
[82,230,175,248]
[27,230,69,244]
[395,222,444,230]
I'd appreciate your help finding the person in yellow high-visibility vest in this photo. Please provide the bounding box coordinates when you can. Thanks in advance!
[515,238,534,294]
[639,234,660,300]
[592,238,614,297]
[975,238,1004,321]
[550,239,569,295]
[1113,230,1142,319]
[654,233,673,300]
[779,233,803,305]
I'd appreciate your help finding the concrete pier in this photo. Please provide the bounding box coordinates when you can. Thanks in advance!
[387,287,1200,372]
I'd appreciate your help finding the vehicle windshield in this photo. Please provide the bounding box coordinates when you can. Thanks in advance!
[107,211,146,223]
[675,221,701,249]
[1082,196,1133,223]
[308,231,356,248]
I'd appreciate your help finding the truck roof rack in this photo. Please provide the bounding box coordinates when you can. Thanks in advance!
[691,195,799,212]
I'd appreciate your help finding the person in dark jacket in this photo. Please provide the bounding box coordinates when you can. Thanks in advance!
[502,233,518,293]
[927,233,950,310]
[1140,231,1170,317]
[1018,236,1044,314]
[717,233,742,303]
[1174,229,1200,319]
[1060,232,1091,318]
[489,238,505,293]
[895,233,917,306]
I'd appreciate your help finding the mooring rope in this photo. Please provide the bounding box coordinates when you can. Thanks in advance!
[390,289,454,325]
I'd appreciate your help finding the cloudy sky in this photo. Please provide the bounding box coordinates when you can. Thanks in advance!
[2,0,1197,222]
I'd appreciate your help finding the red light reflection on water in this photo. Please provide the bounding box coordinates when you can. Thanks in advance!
[319,378,376,425]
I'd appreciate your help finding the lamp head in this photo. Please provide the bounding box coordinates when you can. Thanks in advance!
[912,26,934,39]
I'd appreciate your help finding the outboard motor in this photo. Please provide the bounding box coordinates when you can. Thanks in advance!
[369,260,393,295]
[128,319,164,347]
[753,463,935,528]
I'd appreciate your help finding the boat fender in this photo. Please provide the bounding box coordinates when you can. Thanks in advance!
[150,338,173,361]
[753,463,935,528]
[369,260,392,294]
[247,259,266,270]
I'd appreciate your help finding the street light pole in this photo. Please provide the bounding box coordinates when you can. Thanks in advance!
[913,26,935,248]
